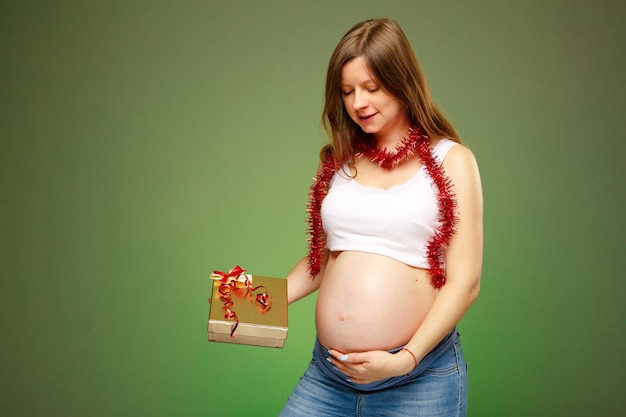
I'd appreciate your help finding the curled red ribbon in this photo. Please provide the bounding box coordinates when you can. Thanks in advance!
[211,266,273,338]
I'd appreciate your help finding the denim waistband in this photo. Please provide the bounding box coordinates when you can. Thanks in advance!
[313,328,458,392]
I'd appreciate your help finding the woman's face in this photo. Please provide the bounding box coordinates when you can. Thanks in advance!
[340,56,409,142]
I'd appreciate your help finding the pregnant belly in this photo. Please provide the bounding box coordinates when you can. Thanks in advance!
[315,251,438,352]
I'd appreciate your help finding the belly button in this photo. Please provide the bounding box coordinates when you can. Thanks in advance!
[338,313,348,322]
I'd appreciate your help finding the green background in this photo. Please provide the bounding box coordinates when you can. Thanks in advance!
[1,1,624,416]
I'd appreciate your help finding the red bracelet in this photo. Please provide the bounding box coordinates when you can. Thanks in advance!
[401,348,418,373]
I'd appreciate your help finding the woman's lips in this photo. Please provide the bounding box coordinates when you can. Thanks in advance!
[358,113,377,122]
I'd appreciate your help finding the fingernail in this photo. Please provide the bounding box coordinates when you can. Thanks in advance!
[340,354,348,361]
[325,357,332,363]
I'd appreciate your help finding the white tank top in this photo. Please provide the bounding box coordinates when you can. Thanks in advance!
[321,139,457,269]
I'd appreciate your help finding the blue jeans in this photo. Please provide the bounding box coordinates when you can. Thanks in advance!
[279,335,468,417]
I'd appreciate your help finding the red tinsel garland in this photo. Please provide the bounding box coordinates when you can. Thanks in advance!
[306,125,458,289]
[305,157,336,277]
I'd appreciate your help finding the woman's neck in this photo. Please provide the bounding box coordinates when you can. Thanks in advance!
[371,118,411,150]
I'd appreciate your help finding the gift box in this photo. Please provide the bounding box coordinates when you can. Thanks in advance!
[208,271,288,348]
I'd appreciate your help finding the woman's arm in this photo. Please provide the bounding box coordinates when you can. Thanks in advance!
[286,255,325,304]
[394,143,483,375]
[287,160,330,304]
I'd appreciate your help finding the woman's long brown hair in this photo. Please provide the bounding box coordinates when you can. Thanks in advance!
[321,18,459,165]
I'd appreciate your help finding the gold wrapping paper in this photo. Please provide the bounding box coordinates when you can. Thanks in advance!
[208,275,288,348]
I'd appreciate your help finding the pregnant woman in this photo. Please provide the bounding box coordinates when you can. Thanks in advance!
[280,18,483,417]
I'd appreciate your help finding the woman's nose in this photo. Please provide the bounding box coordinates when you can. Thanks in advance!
[353,90,367,108]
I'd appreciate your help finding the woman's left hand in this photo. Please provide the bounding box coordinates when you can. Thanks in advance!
[327,348,416,384]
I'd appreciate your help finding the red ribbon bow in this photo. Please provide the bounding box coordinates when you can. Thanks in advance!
[211,265,247,283]
[210,265,273,338]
